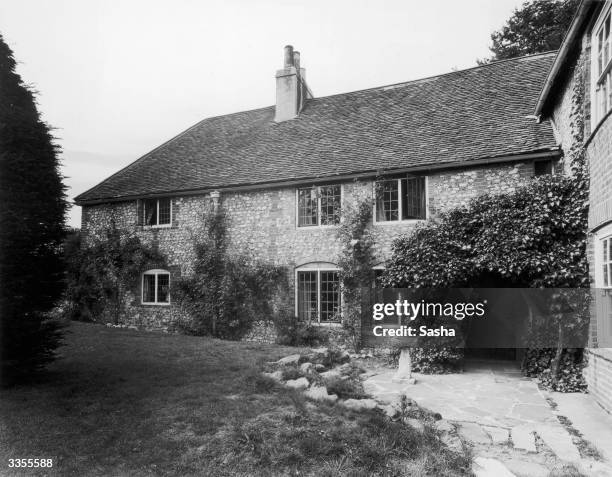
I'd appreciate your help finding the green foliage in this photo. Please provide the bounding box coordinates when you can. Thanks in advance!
[409,348,464,374]
[336,191,377,350]
[383,174,588,289]
[65,224,165,323]
[274,311,330,346]
[384,96,589,386]
[482,0,579,63]
[0,34,68,383]
[173,208,290,340]
[324,375,367,400]
[523,348,587,392]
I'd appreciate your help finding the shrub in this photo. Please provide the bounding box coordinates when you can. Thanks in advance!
[280,366,304,381]
[173,209,290,340]
[245,371,279,393]
[324,376,367,399]
[523,348,587,392]
[409,348,464,374]
[383,172,588,388]
[274,312,329,347]
[64,224,165,324]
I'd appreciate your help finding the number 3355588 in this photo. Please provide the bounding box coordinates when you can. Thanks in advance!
[8,458,53,468]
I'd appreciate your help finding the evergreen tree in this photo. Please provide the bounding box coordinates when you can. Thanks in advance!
[482,0,579,63]
[0,33,67,384]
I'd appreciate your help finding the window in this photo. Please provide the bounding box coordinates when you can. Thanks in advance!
[375,177,427,222]
[595,229,612,347]
[142,270,170,304]
[593,3,612,125]
[297,185,341,227]
[296,269,340,323]
[143,198,172,226]
[534,160,553,177]
[602,236,612,289]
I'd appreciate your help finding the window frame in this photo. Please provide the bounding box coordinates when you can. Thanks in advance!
[599,234,612,290]
[591,1,612,127]
[373,176,428,225]
[295,184,343,229]
[143,198,173,228]
[141,269,171,305]
[594,225,612,347]
[295,266,342,325]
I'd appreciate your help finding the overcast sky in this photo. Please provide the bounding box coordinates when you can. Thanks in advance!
[0,0,526,227]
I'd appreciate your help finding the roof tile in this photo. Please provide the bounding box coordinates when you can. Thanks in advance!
[76,52,558,204]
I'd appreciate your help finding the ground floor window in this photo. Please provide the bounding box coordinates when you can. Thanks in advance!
[595,228,612,347]
[297,269,340,323]
[601,236,612,288]
[142,269,170,304]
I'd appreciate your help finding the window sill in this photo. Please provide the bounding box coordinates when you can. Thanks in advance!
[373,219,427,226]
[312,322,343,327]
[296,224,340,231]
[142,224,173,229]
[141,302,171,307]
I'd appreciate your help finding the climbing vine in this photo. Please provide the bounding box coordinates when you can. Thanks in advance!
[173,206,290,340]
[336,185,377,350]
[65,221,165,324]
[382,55,590,390]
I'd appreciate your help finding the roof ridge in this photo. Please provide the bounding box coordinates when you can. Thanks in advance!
[310,51,559,101]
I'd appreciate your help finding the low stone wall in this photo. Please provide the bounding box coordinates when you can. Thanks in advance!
[584,348,612,414]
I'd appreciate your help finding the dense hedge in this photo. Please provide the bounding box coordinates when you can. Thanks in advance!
[383,174,587,289]
[382,173,589,389]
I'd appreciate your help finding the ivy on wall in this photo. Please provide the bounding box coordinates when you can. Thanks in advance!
[173,206,290,340]
[65,222,165,324]
[336,191,377,350]
[382,55,590,389]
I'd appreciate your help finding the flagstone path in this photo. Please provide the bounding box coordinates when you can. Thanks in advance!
[363,359,612,476]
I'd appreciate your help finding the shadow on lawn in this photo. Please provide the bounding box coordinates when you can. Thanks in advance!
[0,322,472,476]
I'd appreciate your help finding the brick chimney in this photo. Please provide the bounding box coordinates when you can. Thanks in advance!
[275,45,310,122]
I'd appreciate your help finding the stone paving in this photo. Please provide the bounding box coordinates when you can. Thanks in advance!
[364,359,612,476]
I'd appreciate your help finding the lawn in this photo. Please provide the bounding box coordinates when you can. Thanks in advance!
[0,322,471,476]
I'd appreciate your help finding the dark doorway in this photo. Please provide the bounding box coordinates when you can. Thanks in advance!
[462,273,527,363]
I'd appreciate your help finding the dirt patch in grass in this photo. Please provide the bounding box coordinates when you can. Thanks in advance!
[0,322,471,476]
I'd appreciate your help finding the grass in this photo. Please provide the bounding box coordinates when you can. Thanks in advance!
[0,322,472,476]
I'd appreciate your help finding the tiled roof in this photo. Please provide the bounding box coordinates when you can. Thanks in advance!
[75,52,559,204]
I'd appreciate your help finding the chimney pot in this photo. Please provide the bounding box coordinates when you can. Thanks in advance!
[293,51,300,71]
[275,45,309,122]
[283,45,294,68]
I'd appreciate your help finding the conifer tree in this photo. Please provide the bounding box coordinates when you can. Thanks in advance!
[0,33,67,383]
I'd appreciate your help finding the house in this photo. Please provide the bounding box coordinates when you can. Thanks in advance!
[535,0,612,414]
[75,46,560,339]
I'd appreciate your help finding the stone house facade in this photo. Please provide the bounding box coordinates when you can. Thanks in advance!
[536,0,612,413]
[76,47,560,340]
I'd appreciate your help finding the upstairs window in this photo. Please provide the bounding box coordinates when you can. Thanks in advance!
[142,270,170,304]
[534,160,553,176]
[297,185,341,227]
[375,177,427,222]
[143,198,172,227]
[594,3,612,125]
